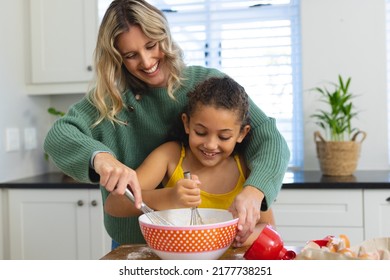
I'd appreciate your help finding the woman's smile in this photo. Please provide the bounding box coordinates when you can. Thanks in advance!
[117,25,168,87]
[142,61,159,74]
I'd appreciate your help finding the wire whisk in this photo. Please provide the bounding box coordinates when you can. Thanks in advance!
[184,171,204,225]
[124,189,173,226]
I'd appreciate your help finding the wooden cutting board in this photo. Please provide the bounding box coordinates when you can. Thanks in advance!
[100,244,248,260]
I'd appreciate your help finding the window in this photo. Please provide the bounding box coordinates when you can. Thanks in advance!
[98,0,303,168]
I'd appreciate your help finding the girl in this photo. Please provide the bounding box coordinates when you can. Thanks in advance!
[105,76,275,247]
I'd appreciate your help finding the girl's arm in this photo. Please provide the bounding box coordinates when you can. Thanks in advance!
[136,141,181,190]
[104,187,178,217]
[104,142,182,217]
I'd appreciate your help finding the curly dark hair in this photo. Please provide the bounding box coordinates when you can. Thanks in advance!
[167,76,251,151]
[185,76,250,129]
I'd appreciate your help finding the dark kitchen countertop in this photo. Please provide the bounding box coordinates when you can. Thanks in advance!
[1,170,390,189]
[282,170,390,189]
[0,172,99,189]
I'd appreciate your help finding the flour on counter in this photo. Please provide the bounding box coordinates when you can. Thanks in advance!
[127,247,155,259]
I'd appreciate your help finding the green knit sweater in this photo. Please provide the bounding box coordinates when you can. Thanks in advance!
[44,65,290,244]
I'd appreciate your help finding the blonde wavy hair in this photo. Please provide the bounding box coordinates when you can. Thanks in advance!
[89,0,185,125]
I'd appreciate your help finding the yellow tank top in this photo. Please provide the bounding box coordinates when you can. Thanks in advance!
[164,146,245,209]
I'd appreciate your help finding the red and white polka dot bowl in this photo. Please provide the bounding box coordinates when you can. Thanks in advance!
[139,208,239,260]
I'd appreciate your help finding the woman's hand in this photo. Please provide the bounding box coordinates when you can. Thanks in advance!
[93,152,142,209]
[171,174,201,208]
[229,186,263,247]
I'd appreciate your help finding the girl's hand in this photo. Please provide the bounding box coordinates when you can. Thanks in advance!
[229,186,263,247]
[93,152,142,209]
[172,174,201,208]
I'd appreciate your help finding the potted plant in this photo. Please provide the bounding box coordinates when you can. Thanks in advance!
[47,107,65,118]
[310,75,366,176]
[45,107,75,182]
[45,107,65,160]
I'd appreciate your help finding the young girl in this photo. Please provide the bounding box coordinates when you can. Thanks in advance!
[105,76,275,247]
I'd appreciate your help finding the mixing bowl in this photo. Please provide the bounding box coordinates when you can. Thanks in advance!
[139,208,238,260]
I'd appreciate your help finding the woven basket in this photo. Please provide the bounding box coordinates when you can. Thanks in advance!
[314,131,366,176]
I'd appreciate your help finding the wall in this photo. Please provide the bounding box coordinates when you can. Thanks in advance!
[301,0,388,170]
[0,1,52,182]
[0,0,389,183]
[53,0,390,171]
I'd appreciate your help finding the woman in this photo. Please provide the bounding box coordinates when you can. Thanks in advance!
[44,0,289,247]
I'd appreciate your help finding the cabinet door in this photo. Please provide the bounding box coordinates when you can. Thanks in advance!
[29,0,97,84]
[0,189,4,260]
[275,227,364,247]
[8,189,91,259]
[364,189,390,240]
[273,189,364,246]
[89,189,111,259]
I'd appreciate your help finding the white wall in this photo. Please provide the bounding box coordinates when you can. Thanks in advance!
[0,0,52,182]
[0,0,388,183]
[301,0,389,170]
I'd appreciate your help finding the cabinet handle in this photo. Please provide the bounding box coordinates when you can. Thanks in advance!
[87,65,93,71]
[386,197,390,203]
[91,200,98,207]
[77,200,84,206]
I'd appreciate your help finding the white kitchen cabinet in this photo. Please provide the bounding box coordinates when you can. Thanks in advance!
[27,0,98,94]
[7,188,111,259]
[363,189,390,240]
[273,189,364,246]
[0,189,4,260]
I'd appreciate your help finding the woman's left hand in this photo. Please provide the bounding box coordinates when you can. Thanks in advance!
[229,186,263,247]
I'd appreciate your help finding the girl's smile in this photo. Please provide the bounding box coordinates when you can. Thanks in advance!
[182,104,249,168]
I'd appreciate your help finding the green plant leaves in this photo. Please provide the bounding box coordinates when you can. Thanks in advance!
[45,107,65,161]
[310,75,358,141]
[47,107,65,117]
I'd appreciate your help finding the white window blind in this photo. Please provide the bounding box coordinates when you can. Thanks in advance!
[98,0,303,168]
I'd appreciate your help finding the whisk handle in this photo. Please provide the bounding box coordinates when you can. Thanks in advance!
[124,188,136,204]
[184,171,191,179]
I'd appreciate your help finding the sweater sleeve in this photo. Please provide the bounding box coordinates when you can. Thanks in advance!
[43,98,114,183]
[188,66,290,209]
[243,97,290,210]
